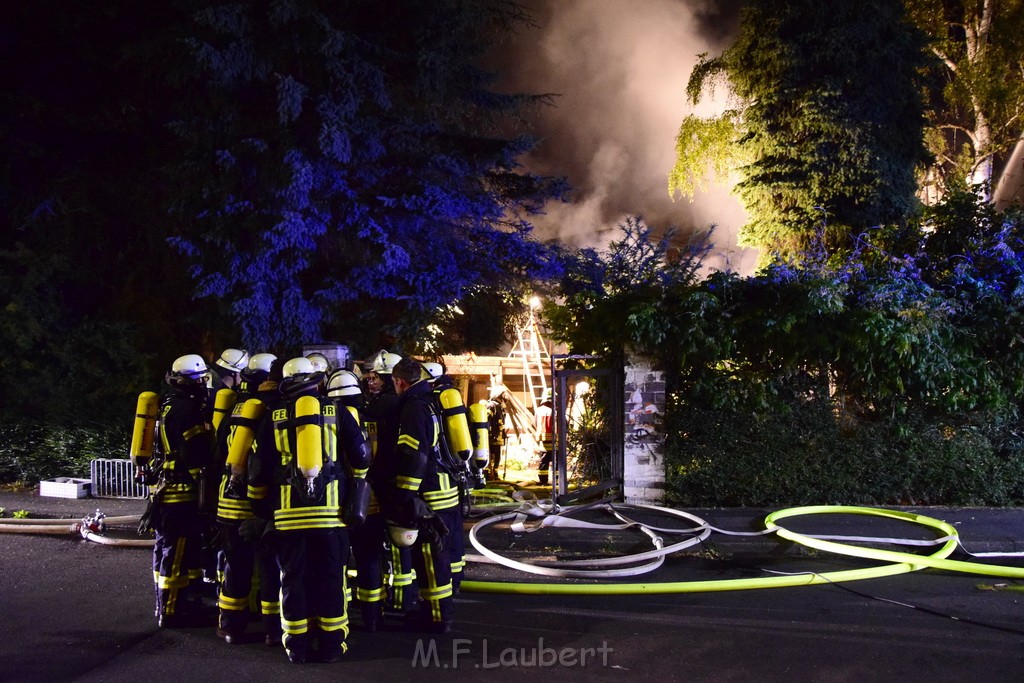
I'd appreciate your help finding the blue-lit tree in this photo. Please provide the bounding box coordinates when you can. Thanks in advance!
[167,0,567,352]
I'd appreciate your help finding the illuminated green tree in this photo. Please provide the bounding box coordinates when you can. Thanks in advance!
[905,0,1024,200]
[671,0,930,261]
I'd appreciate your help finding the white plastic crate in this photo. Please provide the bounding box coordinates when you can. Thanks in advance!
[90,458,148,499]
[39,477,92,499]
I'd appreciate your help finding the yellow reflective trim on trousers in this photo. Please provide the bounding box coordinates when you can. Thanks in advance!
[282,618,308,635]
[316,615,350,632]
[261,600,280,615]
[391,571,414,586]
[219,594,249,611]
[421,583,453,600]
[357,587,384,601]
[422,543,443,622]
[248,485,268,499]
[155,574,189,589]
[164,537,188,615]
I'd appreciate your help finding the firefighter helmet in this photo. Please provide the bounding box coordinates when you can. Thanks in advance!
[248,353,277,373]
[370,350,402,375]
[216,348,249,372]
[387,522,418,548]
[306,352,329,373]
[171,354,209,381]
[422,362,443,380]
[326,370,361,398]
[283,356,316,378]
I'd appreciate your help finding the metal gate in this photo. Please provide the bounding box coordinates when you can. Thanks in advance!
[550,354,623,505]
[90,458,148,499]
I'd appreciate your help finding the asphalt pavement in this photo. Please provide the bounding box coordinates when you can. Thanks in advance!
[2,489,1024,682]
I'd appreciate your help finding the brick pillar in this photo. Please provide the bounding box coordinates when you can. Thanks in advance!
[623,354,666,504]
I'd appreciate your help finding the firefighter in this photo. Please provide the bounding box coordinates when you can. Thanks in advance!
[147,354,216,628]
[362,350,416,616]
[422,361,470,593]
[209,348,249,392]
[377,358,459,634]
[536,391,554,486]
[249,357,363,664]
[214,353,281,646]
[326,369,386,631]
[198,348,248,589]
[486,392,506,481]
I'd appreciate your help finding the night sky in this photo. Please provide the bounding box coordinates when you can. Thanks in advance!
[495,0,754,272]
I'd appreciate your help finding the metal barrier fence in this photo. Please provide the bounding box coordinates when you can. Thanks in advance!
[90,458,148,499]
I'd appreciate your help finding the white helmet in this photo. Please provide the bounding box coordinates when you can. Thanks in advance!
[306,352,329,373]
[371,350,402,375]
[247,353,277,373]
[326,370,361,398]
[422,362,443,380]
[171,354,209,380]
[282,356,316,378]
[387,523,418,547]
[216,348,249,372]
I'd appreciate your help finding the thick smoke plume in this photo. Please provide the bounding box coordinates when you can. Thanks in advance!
[498,0,755,273]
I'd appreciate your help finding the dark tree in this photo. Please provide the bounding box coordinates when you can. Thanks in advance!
[167,0,568,352]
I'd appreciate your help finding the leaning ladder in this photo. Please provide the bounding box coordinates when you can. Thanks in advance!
[510,313,549,412]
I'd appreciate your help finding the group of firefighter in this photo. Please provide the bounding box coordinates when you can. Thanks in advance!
[129,347,505,664]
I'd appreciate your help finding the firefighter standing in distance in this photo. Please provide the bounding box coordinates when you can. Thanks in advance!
[380,358,458,634]
[362,350,417,615]
[536,390,555,486]
[249,357,366,664]
[214,353,282,646]
[148,354,216,628]
[486,390,506,481]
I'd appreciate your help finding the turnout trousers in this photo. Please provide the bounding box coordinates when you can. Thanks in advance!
[217,523,282,640]
[409,507,459,628]
[349,513,387,628]
[152,501,202,620]
[276,528,350,660]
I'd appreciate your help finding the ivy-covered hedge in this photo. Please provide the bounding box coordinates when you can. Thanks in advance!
[547,195,1024,507]
[664,399,1024,507]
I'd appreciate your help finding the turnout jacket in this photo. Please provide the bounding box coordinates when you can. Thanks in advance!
[214,381,279,525]
[156,384,214,504]
[373,379,459,522]
[249,379,370,532]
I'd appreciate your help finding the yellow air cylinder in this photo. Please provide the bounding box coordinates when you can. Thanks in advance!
[468,402,490,470]
[225,399,266,475]
[212,388,238,433]
[129,391,160,466]
[295,395,323,479]
[439,387,472,460]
